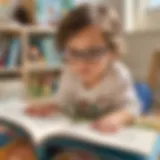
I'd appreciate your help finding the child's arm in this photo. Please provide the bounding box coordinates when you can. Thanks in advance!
[93,71,140,132]
[93,109,135,133]
[25,102,61,117]
[26,71,73,117]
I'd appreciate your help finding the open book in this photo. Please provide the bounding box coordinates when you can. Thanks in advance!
[0,99,159,158]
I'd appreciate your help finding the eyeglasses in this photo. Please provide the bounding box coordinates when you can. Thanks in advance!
[64,46,108,63]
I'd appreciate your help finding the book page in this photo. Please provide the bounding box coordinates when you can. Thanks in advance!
[0,99,71,144]
[0,99,158,155]
[64,122,158,156]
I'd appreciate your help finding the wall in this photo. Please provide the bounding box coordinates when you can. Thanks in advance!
[107,0,160,82]
[147,9,160,29]
[123,7,160,82]
[124,31,160,82]
[106,0,125,29]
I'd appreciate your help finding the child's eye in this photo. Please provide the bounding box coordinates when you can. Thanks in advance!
[90,47,108,56]
[67,49,81,57]
[65,47,107,61]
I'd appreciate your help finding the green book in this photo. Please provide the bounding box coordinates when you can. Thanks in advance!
[42,37,61,67]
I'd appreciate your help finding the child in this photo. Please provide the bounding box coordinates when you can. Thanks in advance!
[26,2,140,133]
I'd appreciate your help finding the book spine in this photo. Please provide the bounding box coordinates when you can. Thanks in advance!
[0,38,9,67]
[0,53,6,67]
[35,0,46,24]
[42,75,53,96]
[42,37,61,66]
[6,39,20,68]
[28,76,42,97]
[30,37,46,63]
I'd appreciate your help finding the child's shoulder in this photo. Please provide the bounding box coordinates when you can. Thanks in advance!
[112,61,132,82]
[61,69,75,79]
[60,69,77,84]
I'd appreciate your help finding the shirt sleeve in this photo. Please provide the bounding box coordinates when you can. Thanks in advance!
[53,71,74,108]
[112,66,141,117]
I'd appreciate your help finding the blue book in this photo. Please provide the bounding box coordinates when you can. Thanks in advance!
[30,37,44,56]
[36,0,61,25]
[35,0,73,25]
[42,36,62,67]
[6,39,20,68]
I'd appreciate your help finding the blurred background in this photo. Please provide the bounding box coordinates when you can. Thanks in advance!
[0,0,160,159]
[0,0,160,107]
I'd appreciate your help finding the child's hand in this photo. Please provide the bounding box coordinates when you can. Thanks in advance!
[92,111,133,133]
[25,103,60,117]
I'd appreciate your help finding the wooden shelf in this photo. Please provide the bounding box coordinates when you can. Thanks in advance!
[25,25,57,35]
[0,23,61,99]
[0,24,57,35]
[25,64,63,73]
[0,24,24,34]
[0,68,21,75]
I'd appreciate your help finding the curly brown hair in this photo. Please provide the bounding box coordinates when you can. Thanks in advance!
[56,2,124,55]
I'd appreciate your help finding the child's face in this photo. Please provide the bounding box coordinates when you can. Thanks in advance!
[65,25,113,85]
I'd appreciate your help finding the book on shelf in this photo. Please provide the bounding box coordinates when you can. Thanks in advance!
[6,39,21,68]
[35,0,74,25]
[0,36,21,69]
[42,36,61,67]
[28,74,59,98]
[28,45,44,63]
[28,36,62,68]
[0,36,8,67]
[0,99,159,159]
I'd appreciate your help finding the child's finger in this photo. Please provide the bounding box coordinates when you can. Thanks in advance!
[92,119,120,133]
[25,106,38,114]
[35,109,53,117]
[25,108,41,116]
[97,124,119,133]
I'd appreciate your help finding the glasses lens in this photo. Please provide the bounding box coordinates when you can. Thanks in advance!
[65,47,107,62]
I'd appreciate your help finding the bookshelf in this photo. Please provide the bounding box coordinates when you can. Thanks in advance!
[25,25,57,35]
[0,24,61,99]
[25,64,63,73]
[0,68,21,74]
[0,24,24,34]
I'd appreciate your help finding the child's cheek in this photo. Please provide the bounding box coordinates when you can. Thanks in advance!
[68,64,91,81]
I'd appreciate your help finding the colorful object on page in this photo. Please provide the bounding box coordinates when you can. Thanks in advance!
[135,116,160,132]
[0,125,15,147]
[0,139,37,160]
[52,150,99,160]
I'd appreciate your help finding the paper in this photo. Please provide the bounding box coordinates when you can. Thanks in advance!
[65,123,157,156]
[0,99,158,155]
[0,99,71,143]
